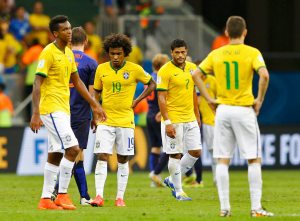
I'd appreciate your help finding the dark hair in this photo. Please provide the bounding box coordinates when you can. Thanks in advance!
[226,16,246,39]
[170,39,187,51]
[49,15,68,34]
[103,33,132,57]
[71,27,86,45]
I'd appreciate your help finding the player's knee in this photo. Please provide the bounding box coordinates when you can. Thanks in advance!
[189,149,201,158]
[97,153,109,161]
[65,146,80,160]
[117,154,129,164]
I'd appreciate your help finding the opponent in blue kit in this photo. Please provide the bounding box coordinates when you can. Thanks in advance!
[147,54,169,187]
[53,26,98,205]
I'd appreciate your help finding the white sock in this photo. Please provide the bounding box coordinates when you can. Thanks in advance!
[116,162,129,199]
[58,157,74,194]
[216,164,230,211]
[248,163,262,210]
[95,160,107,197]
[180,153,198,174]
[168,157,183,195]
[41,162,59,198]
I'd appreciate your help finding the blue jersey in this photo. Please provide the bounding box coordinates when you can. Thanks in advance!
[147,72,159,118]
[70,50,97,123]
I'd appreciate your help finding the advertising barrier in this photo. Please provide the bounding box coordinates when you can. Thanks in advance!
[0,125,299,175]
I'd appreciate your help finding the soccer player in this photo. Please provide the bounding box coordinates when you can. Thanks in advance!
[157,39,202,201]
[192,16,273,217]
[30,15,105,210]
[147,53,169,187]
[198,73,217,185]
[52,27,98,205]
[90,33,156,207]
[70,27,98,205]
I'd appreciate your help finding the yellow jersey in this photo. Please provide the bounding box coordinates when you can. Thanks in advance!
[126,45,143,64]
[36,43,77,115]
[4,33,22,68]
[199,44,266,106]
[157,61,197,123]
[87,34,102,56]
[199,75,217,126]
[94,61,151,128]
[29,14,50,46]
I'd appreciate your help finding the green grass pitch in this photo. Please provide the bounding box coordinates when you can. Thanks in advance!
[0,170,299,221]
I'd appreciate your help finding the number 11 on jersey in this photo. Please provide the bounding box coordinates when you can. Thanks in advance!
[224,61,239,90]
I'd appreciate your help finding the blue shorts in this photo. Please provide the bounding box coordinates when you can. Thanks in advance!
[146,116,162,148]
[71,120,90,149]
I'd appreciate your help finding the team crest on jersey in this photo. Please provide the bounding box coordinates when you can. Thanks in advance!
[96,141,100,148]
[206,83,210,88]
[65,135,72,142]
[123,72,129,79]
[189,69,195,75]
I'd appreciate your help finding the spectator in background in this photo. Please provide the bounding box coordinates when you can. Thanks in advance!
[0,18,22,74]
[103,0,116,17]
[125,32,143,65]
[211,27,229,51]
[0,0,14,20]
[9,6,30,43]
[0,23,6,76]
[0,77,13,127]
[29,1,50,46]
[83,21,102,61]
[84,41,98,62]
[21,38,43,122]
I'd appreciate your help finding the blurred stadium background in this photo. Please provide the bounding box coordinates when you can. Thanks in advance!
[0,0,299,175]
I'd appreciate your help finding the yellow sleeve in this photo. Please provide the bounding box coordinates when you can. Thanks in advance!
[156,66,170,91]
[71,53,77,73]
[93,65,103,91]
[135,65,151,84]
[252,49,266,72]
[199,52,214,75]
[35,49,52,77]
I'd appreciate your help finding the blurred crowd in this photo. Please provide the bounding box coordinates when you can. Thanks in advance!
[0,0,228,127]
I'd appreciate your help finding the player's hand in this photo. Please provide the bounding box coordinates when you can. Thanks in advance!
[155,112,161,122]
[197,118,201,128]
[92,104,107,123]
[30,113,43,133]
[131,99,138,109]
[253,99,262,116]
[207,98,217,113]
[90,119,97,133]
[166,124,176,138]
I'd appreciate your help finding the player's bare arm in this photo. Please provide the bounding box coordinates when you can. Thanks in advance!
[158,90,176,138]
[90,88,102,133]
[192,69,217,109]
[254,67,269,115]
[193,88,201,127]
[71,72,107,122]
[132,78,156,108]
[30,75,44,133]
